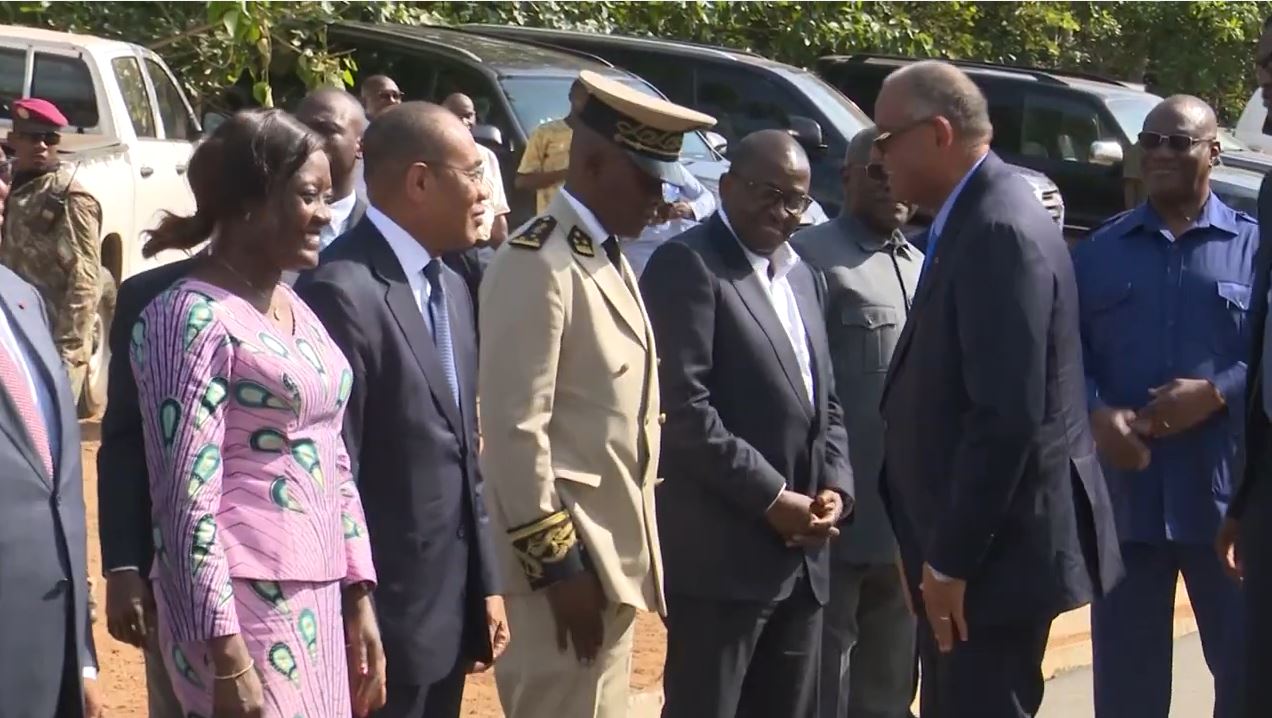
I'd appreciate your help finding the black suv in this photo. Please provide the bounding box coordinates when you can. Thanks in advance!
[326,22,724,225]
[458,24,874,216]
[818,54,1265,228]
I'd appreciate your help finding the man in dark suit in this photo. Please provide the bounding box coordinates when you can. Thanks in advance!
[295,87,368,251]
[640,129,853,718]
[297,102,505,718]
[0,265,96,717]
[872,61,1123,717]
[1216,15,1272,715]
[97,255,194,718]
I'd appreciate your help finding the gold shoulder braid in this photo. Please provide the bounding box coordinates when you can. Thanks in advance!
[567,226,595,257]
[508,509,586,589]
[509,215,557,250]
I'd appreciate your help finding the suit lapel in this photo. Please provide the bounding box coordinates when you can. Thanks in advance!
[365,226,465,439]
[883,153,995,403]
[712,218,812,412]
[0,284,60,487]
[788,265,822,419]
[549,198,649,348]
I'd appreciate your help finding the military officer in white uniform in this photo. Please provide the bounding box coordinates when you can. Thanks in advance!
[478,70,714,718]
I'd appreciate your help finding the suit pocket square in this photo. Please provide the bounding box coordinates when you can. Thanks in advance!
[555,468,603,487]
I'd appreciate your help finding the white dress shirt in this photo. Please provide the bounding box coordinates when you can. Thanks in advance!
[319,191,359,250]
[718,206,814,409]
[367,205,434,315]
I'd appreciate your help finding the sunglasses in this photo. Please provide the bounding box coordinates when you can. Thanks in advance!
[11,130,60,146]
[733,172,813,215]
[873,116,934,152]
[1138,131,1214,152]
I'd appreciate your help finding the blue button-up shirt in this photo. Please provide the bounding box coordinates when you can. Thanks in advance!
[923,153,986,277]
[1074,193,1259,545]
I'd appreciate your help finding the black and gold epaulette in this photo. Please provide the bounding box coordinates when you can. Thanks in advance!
[508,216,556,250]
[567,226,595,257]
[507,509,586,590]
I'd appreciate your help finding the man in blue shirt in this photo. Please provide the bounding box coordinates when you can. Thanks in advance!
[1075,95,1254,718]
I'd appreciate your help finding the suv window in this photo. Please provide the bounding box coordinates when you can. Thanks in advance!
[602,48,694,104]
[145,58,195,140]
[111,56,156,139]
[983,85,1024,152]
[33,52,98,128]
[1020,93,1117,163]
[430,60,513,135]
[0,48,24,119]
[694,64,798,147]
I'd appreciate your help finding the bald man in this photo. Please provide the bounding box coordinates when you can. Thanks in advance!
[297,103,505,718]
[793,127,919,718]
[296,87,368,249]
[442,93,510,246]
[1076,95,1252,718]
[362,74,403,119]
[641,129,852,718]
[873,61,1121,717]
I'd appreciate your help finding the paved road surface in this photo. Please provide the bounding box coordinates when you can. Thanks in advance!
[1039,631,1213,718]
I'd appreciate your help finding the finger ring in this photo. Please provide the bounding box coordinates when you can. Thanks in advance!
[1162,420,1172,429]
[937,616,952,622]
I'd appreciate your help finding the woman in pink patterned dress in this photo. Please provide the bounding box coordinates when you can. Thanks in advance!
[131,109,386,718]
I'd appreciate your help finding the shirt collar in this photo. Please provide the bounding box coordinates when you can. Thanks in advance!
[930,152,988,241]
[836,213,913,257]
[718,205,801,279]
[367,204,433,277]
[1123,192,1240,239]
[560,188,611,244]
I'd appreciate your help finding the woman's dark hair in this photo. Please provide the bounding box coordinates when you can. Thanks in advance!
[142,108,323,258]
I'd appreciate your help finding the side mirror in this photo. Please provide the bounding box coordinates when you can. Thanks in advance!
[703,130,729,156]
[1090,140,1123,166]
[472,123,504,151]
[201,112,228,137]
[788,115,826,151]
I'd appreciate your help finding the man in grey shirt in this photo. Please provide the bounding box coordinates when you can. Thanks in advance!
[793,127,920,718]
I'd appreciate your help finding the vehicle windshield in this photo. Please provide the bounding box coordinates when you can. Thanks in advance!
[778,69,872,137]
[1104,94,1164,142]
[500,75,716,161]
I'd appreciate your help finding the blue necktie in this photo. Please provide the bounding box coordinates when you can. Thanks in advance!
[422,259,460,410]
[919,228,939,283]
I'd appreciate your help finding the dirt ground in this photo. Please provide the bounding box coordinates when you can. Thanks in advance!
[81,423,667,716]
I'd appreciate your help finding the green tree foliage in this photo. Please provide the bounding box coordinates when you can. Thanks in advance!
[0,1,1268,121]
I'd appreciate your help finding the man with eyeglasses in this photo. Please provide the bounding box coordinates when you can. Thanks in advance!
[1219,16,1272,715]
[872,61,1122,718]
[793,126,919,718]
[641,128,852,718]
[361,74,405,120]
[1076,94,1253,718]
[0,98,101,407]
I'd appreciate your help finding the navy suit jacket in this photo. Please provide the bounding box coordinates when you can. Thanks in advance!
[639,215,853,605]
[0,266,93,717]
[880,153,1123,627]
[1233,173,1272,520]
[296,218,498,686]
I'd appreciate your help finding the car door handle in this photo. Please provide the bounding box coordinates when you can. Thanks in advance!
[139,166,154,178]
[176,163,187,175]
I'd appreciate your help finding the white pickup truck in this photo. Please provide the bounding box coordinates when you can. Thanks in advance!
[0,25,200,415]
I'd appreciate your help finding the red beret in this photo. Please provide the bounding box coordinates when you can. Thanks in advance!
[11,98,67,131]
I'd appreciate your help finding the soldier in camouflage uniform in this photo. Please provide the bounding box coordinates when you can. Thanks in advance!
[1,98,102,404]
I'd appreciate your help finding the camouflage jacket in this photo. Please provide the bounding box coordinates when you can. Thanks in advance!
[0,165,102,375]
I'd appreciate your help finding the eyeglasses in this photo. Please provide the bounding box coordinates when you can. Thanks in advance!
[873,116,934,152]
[426,160,485,185]
[732,172,813,215]
[1138,131,1215,152]
[11,130,60,146]
[865,163,888,182]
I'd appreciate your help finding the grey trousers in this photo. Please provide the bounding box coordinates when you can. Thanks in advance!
[144,631,182,718]
[820,562,916,718]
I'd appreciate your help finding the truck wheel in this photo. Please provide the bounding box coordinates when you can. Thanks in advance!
[78,271,117,420]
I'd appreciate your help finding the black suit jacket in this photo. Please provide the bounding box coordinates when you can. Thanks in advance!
[1232,173,1272,519]
[639,215,853,605]
[296,217,498,686]
[880,153,1123,627]
[98,257,198,573]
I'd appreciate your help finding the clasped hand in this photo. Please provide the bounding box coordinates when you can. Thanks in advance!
[766,489,844,548]
[1091,378,1224,471]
